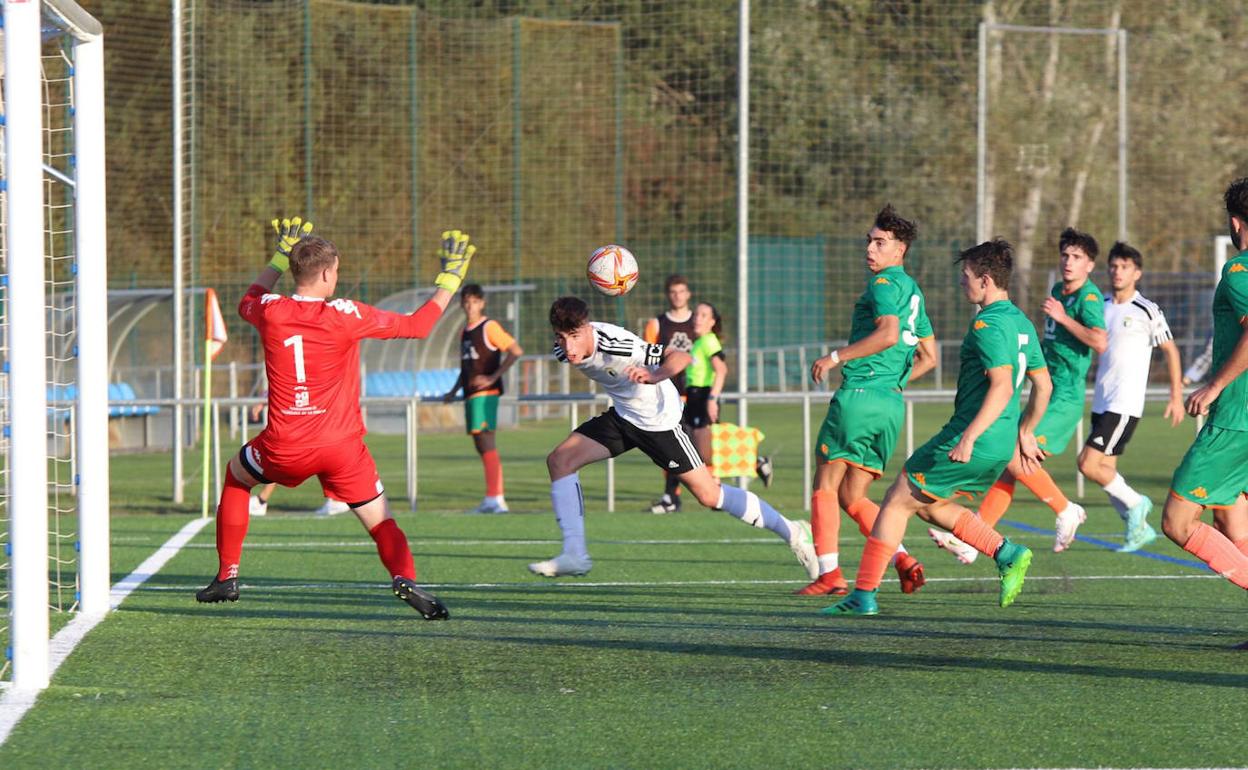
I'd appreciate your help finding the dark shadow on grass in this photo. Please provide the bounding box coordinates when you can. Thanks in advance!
[381,628,1248,690]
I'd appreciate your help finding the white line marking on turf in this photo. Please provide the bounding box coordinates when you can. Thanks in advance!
[178,533,1133,549]
[0,517,210,748]
[132,572,1221,592]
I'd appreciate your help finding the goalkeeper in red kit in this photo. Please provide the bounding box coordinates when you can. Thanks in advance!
[195,218,475,619]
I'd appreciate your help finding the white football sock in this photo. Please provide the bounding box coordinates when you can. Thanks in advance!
[817,554,839,574]
[551,474,588,559]
[1102,473,1142,515]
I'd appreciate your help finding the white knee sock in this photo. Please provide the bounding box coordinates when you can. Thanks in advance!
[1102,473,1142,519]
[551,474,588,559]
[716,484,792,542]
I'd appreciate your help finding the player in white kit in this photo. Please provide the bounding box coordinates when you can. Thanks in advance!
[529,296,817,578]
[1076,242,1185,551]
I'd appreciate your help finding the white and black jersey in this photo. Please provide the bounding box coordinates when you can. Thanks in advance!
[1093,291,1173,418]
[553,322,683,431]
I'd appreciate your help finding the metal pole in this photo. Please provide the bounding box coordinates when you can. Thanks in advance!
[1117,29,1128,242]
[74,28,111,618]
[736,0,750,442]
[802,394,811,512]
[1075,418,1085,498]
[5,0,51,691]
[172,0,186,503]
[512,18,523,289]
[303,0,314,218]
[408,10,420,280]
[906,399,915,457]
[409,401,419,511]
[607,456,616,513]
[228,361,238,438]
[976,22,987,243]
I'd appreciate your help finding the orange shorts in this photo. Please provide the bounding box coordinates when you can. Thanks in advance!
[240,432,384,506]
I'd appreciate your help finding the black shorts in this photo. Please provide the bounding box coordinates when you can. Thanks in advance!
[1085,411,1140,457]
[575,408,704,474]
[684,387,714,428]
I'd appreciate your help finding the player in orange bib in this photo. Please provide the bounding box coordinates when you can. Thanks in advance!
[195,219,474,620]
[442,283,524,513]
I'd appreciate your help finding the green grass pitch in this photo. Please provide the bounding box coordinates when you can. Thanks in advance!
[2,402,1247,768]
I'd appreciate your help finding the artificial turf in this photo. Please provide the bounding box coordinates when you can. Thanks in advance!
[2,402,1245,768]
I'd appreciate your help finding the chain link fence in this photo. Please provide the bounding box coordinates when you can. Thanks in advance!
[81,0,1247,398]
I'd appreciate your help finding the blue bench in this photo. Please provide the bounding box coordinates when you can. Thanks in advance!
[46,382,160,417]
[363,368,460,399]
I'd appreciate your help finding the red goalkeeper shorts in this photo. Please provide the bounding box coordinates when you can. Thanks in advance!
[239,432,384,507]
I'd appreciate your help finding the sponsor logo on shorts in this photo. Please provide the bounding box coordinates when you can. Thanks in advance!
[1037,435,1048,445]
[913,472,927,486]
[1190,486,1209,499]
[246,445,264,472]
[667,460,679,469]
[820,443,829,456]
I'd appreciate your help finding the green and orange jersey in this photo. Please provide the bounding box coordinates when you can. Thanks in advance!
[1040,278,1106,399]
[941,299,1046,459]
[1208,251,1248,431]
[840,265,932,390]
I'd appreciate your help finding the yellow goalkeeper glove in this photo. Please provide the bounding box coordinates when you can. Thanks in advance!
[435,229,476,293]
[268,216,313,273]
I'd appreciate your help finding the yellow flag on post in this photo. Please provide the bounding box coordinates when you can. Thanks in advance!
[201,288,228,517]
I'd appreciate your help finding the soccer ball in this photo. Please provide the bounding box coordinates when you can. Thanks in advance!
[586,244,639,297]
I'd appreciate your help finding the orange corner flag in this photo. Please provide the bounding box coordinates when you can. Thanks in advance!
[205,288,228,360]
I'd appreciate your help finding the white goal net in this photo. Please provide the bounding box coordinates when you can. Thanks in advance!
[0,0,109,692]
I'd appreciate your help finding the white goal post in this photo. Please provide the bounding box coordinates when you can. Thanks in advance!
[2,0,109,693]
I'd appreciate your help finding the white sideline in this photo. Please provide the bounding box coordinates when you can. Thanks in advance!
[0,517,210,747]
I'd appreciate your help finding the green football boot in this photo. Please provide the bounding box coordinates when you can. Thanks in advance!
[820,588,879,616]
[1119,497,1157,553]
[994,538,1032,608]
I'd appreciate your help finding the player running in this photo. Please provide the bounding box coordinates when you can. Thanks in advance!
[644,274,696,513]
[825,239,1050,616]
[942,227,1105,554]
[195,219,475,620]
[528,296,817,578]
[441,283,524,513]
[797,205,936,597]
[1076,242,1185,552]
[1161,177,1248,593]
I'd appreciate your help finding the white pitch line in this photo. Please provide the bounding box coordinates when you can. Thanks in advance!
[132,572,1222,592]
[0,517,210,747]
[174,533,1133,549]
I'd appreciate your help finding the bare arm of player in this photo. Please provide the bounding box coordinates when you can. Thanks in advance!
[489,341,525,388]
[1187,317,1248,416]
[442,371,464,403]
[1158,339,1185,427]
[708,354,728,423]
[947,365,1014,464]
[1017,366,1052,474]
[908,335,938,381]
[811,315,900,384]
[625,349,692,385]
[1042,297,1108,353]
